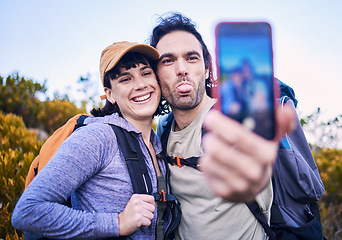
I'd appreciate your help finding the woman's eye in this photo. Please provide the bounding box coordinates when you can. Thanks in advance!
[142,71,152,77]
[119,77,130,83]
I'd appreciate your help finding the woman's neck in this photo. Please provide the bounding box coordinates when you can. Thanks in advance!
[125,116,153,144]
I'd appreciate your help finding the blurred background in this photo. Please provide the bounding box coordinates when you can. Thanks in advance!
[1,0,342,117]
[1,0,341,239]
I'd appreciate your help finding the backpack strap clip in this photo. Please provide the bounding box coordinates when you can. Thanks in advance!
[157,190,167,202]
[151,191,178,203]
[171,156,184,168]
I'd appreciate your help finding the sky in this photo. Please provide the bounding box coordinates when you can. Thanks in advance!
[1,0,342,121]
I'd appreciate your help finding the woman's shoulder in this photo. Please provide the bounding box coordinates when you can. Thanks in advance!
[85,113,138,133]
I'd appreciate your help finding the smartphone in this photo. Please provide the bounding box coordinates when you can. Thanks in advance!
[214,22,277,140]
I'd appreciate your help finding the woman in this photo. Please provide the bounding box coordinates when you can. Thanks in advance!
[12,42,173,239]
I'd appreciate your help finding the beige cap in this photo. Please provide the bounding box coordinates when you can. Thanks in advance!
[100,41,159,86]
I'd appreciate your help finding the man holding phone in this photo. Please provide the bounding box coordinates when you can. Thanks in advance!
[151,12,295,239]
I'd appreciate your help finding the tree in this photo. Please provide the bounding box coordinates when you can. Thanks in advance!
[0,74,46,129]
[301,108,342,149]
[77,73,103,113]
[0,74,87,135]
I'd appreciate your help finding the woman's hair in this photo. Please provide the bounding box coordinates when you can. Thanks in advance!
[91,52,165,117]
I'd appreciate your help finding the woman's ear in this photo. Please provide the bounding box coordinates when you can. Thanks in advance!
[104,87,116,104]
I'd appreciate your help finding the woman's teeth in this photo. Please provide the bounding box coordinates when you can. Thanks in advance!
[133,93,151,102]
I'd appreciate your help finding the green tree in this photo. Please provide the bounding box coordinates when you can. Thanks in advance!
[0,74,87,135]
[0,74,46,129]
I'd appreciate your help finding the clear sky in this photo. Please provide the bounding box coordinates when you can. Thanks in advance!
[1,0,341,120]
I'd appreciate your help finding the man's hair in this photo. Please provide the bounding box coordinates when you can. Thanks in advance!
[91,52,164,117]
[149,12,214,96]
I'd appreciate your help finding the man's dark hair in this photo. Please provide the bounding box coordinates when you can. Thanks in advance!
[91,52,165,117]
[150,12,214,96]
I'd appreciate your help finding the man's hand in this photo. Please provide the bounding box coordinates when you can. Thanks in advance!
[118,194,156,236]
[199,105,296,202]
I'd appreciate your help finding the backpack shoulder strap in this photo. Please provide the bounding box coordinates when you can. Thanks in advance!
[111,124,182,239]
[159,112,206,169]
[247,201,276,240]
[25,114,89,189]
[159,113,174,156]
[110,125,153,194]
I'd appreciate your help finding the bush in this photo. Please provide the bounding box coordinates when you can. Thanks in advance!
[37,99,86,135]
[0,112,43,240]
[314,148,342,239]
[0,74,87,136]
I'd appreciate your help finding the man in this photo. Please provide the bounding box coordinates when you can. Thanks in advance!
[151,13,295,239]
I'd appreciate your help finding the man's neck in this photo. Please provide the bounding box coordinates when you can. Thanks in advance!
[172,95,212,131]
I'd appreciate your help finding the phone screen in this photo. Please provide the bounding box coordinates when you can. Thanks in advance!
[215,22,276,139]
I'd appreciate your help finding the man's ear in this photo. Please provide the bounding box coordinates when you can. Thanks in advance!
[205,68,210,80]
[104,87,116,104]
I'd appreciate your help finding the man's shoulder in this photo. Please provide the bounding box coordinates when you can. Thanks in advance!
[156,113,174,137]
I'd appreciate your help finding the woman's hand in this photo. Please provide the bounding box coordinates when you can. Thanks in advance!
[118,194,156,236]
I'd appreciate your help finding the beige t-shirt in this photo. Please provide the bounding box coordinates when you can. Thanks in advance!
[167,99,273,240]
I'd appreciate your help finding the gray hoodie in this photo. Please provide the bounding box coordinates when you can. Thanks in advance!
[12,113,166,239]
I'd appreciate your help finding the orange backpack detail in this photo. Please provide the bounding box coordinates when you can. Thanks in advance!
[25,114,89,189]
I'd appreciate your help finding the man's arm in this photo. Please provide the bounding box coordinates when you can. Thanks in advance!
[199,105,296,202]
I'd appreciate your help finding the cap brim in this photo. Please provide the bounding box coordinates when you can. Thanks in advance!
[106,44,159,73]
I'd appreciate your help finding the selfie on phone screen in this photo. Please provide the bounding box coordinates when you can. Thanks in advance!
[215,22,276,139]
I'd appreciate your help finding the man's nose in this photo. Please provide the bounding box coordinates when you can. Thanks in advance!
[176,59,188,76]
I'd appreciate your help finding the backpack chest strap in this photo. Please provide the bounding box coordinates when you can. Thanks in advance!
[164,155,199,169]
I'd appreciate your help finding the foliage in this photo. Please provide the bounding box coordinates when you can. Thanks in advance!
[314,148,342,239]
[0,74,87,135]
[77,74,103,113]
[0,74,46,130]
[0,112,43,240]
[300,109,342,238]
[0,73,86,239]
[301,108,342,149]
[1,72,341,239]
[37,99,85,135]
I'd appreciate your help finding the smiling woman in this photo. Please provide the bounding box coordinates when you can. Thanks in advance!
[103,53,161,124]
[11,42,177,240]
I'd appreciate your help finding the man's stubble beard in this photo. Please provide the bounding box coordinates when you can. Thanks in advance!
[163,84,205,111]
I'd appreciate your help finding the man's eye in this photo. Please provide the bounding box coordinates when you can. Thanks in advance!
[188,56,199,61]
[161,58,172,64]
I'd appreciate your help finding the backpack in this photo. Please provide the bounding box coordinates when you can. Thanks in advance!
[25,114,89,189]
[268,94,325,240]
[24,114,181,240]
[157,80,325,240]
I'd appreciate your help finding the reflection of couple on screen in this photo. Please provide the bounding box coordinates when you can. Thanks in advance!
[220,59,269,118]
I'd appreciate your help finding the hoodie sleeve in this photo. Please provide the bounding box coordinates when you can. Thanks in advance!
[11,125,120,239]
